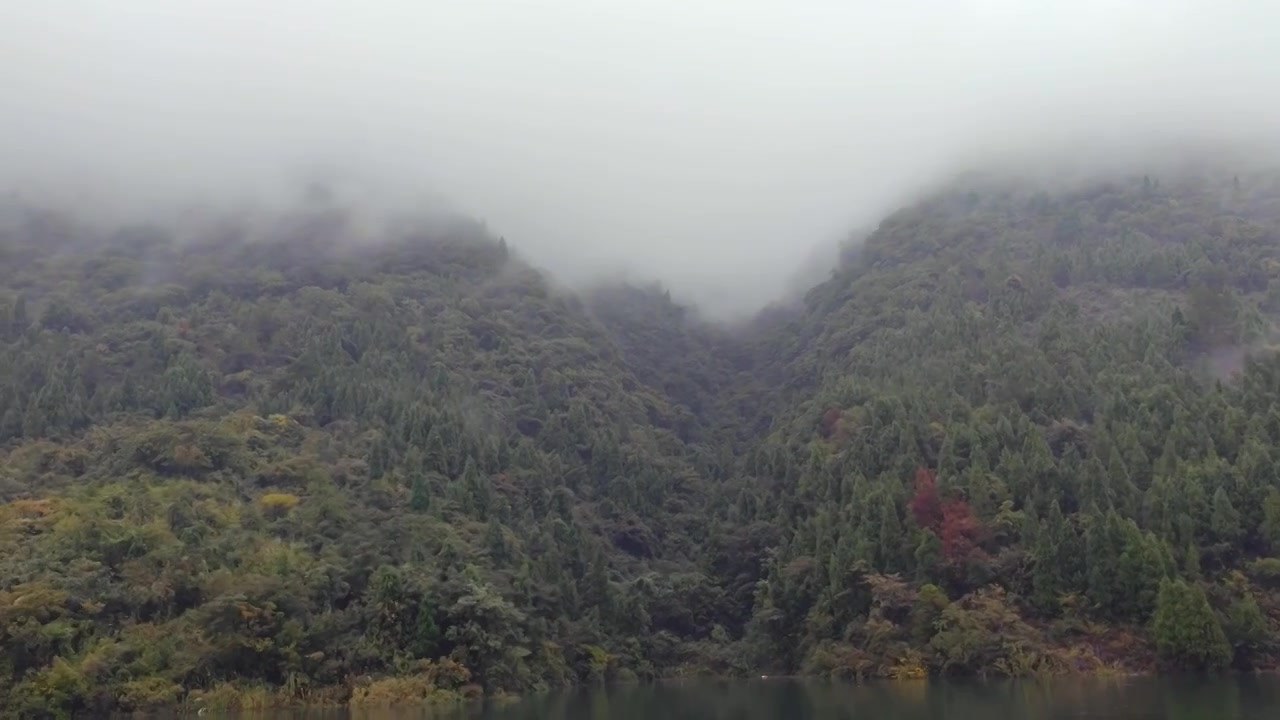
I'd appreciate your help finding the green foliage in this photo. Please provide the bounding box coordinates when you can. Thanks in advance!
[412,596,442,659]
[930,587,1042,677]
[4,167,1280,711]
[1222,589,1272,669]
[1152,579,1231,671]
[1263,489,1280,551]
[409,472,431,513]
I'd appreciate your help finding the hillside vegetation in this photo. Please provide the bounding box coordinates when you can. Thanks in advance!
[4,167,1280,716]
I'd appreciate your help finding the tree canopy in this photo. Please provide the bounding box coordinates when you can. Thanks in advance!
[3,167,1280,714]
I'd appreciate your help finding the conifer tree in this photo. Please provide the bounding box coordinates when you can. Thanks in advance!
[1210,487,1242,546]
[410,471,431,513]
[1152,578,1230,671]
[878,494,907,573]
[412,595,441,658]
[1085,510,1122,617]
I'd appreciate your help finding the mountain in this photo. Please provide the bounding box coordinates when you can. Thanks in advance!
[3,165,1280,715]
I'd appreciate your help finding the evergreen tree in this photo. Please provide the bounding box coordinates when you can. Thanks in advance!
[1084,510,1122,618]
[1210,487,1242,546]
[914,530,942,584]
[410,471,430,513]
[877,494,907,573]
[1263,488,1280,552]
[1184,542,1202,580]
[7,162,1280,711]
[1223,590,1272,669]
[1030,532,1060,616]
[412,595,441,658]
[1115,528,1167,622]
[1152,578,1231,671]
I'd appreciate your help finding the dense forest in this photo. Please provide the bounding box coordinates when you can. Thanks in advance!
[4,165,1280,716]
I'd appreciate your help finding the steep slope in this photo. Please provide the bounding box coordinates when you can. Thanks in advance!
[0,204,738,715]
[739,168,1280,677]
[4,164,1280,715]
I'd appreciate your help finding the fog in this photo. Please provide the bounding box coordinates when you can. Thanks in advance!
[4,1,1280,318]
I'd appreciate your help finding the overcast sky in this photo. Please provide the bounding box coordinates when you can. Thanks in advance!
[4,1,1280,317]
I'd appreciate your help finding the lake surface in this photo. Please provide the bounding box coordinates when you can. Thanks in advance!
[241,677,1280,720]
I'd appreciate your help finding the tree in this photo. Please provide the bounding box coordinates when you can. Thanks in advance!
[370,566,410,649]
[410,472,431,513]
[412,595,442,659]
[909,467,942,530]
[1184,542,1202,581]
[938,498,983,566]
[914,530,942,584]
[1114,528,1166,622]
[1210,487,1242,546]
[1263,488,1280,552]
[877,494,907,573]
[444,580,530,690]
[1152,578,1230,671]
[159,353,214,418]
[1222,589,1272,669]
[1031,531,1061,616]
[1031,501,1066,615]
[930,586,1041,676]
[10,159,1280,712]
[1084,511,1122,618]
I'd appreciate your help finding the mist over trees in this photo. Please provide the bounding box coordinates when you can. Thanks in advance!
[4,164,1280,715]
[6,2,1280,317]
[6,2,1280,716]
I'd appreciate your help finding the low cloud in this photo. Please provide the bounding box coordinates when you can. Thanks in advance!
[4,1,1279,317]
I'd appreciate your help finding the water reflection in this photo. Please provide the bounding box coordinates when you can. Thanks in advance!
[232,676,1280,720]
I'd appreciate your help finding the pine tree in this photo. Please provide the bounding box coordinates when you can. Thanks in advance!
[1115,527,1167,622]
[877,493,906,573]
[1085,510,1122,618]
[462,456,492,519]
[1152,578,1230,671]
[410,471,430,513]
[584,545,612,613]
[1031,531,1061,616]
[424,424,448,475]
[1223,590,1272,669]
[1210,487,1242,545]
[159,353,214,418]
[1107,453,1139,517]
[1235,438,1276,541]
[914,530,941,584]
[411,595,441,659]
[1262,488,1280,552]
[1183,540,1202,580]
[1082,456,1112,511]
[370,435,391,480]
[486,519,508,562]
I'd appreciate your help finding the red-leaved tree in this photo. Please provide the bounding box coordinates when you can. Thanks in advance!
[909,467,943,530]
[909,466,985,565]
[819,408,842,439]
[938,499,983,564]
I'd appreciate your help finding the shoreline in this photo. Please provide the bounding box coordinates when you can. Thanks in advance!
[164,666,1280,715]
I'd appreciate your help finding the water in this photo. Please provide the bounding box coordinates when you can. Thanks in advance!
[240,677,1280,720]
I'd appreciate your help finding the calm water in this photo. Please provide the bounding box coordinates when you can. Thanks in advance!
[237,677,1280,720]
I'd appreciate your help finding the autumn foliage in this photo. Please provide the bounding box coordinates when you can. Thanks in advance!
[819,408,843,439]
[910,466,985,564]
[909,467,943,529]
[938,500,983,564]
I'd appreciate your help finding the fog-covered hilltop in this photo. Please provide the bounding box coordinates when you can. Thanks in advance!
[4,165,1280,715]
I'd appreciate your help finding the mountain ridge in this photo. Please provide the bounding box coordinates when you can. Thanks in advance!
[3,163,1280,715]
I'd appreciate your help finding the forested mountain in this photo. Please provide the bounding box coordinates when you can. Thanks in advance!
[4,166,1280,716]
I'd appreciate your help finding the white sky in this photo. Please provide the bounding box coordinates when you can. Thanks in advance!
[4,1,1279,316]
